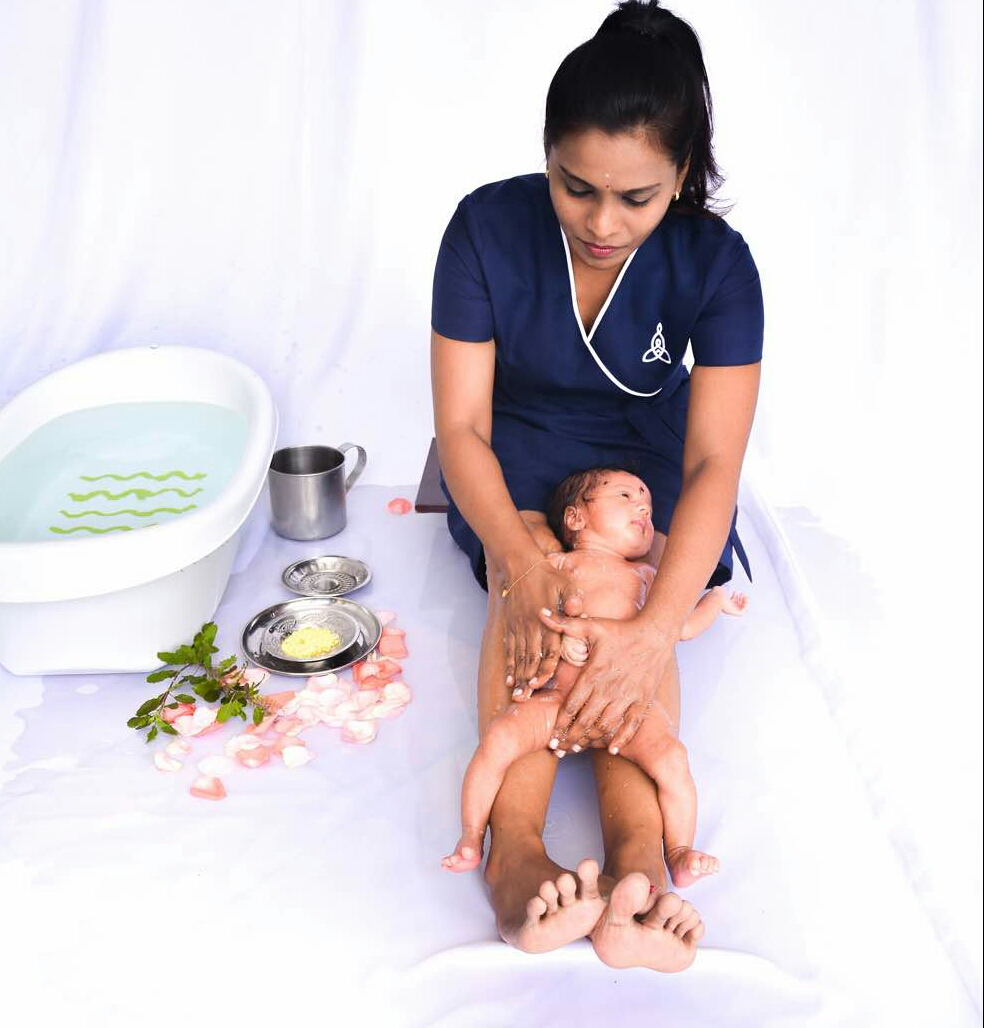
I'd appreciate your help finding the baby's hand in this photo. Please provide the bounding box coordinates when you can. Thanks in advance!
[561,635,589,667]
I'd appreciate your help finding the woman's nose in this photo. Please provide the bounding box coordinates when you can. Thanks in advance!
[586,199,619,241]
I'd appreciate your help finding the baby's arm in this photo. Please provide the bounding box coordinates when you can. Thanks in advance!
[679,586,749,641]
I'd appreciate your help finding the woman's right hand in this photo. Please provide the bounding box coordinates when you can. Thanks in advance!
[501,562,580,697]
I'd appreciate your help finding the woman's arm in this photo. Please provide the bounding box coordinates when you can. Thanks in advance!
[431,330,573,688]
[543,362,761,752]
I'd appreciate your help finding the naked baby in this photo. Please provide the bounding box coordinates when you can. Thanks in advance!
[442,467,748,887]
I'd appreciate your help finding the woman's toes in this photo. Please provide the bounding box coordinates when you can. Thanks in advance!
[526,895,548,921]
[648,890,684,928]
[556,872,577,908]
[675,908,703,938]
[576,858,601,899]
[538,879,560,915]
[683,919,705,944]
[664,899,694,934]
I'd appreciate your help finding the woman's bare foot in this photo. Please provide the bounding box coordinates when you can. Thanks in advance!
[665,846,720,888]
[442,826,484,872]
[488,844,608,954]
[591,872,704,972]
[714,586,748,616]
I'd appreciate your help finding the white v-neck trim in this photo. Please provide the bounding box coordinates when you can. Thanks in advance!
[559,229,664,399]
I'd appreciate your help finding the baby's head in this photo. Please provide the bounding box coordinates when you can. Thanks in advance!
[546,467,654,558]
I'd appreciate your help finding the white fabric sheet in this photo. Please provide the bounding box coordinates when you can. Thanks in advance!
[1,0,981,1021]
[0,486,977,1026]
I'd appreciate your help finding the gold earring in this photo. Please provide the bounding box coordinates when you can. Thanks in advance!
[673,190,680,201]
[545,168,550,178]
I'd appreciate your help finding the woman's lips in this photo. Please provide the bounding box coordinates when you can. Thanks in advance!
[582,239,621,258]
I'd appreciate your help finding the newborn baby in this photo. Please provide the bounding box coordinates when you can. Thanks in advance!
[442,467,748,887]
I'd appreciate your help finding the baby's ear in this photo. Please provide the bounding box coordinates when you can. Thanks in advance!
[564,505,586,532]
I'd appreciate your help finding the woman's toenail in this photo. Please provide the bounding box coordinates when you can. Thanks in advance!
[571,744,581,753]
[557,750,566,758]
[610,746,619,755]
[548,738,558,749]
[512,688,522,697]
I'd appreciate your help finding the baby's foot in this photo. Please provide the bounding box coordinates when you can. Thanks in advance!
[441,826,484,873]
[591,873,704,972]
[714,586,748,617]
[665,846,720,888]
[511,858,608,953]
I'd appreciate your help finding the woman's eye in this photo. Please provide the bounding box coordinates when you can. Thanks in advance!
[623,196,652,208]
[564,185,592,198]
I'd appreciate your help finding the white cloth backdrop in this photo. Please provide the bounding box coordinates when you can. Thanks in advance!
[0,2,981,1025]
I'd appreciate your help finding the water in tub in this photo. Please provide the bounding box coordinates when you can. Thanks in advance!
[0,402,247,541]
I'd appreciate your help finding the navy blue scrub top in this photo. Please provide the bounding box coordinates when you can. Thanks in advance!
[431,173,764,591]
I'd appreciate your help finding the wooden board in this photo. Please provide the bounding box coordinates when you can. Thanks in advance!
[414,437,448,514]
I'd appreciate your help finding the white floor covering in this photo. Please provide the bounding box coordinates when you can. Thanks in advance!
[0,483,977,1027]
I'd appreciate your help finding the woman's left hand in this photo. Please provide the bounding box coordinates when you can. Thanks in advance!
[538,607,674,753]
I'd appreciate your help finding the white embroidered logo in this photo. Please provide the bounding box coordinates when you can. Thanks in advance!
[642,322,671,364]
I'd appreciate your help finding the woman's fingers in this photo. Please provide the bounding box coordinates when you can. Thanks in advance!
[606,701,647,754]
[550,676,596,746]
[530,629,562,688]
[519,625,541,685]
[567,694,626,750]
[504,629,517,688]
[538,608,592,639]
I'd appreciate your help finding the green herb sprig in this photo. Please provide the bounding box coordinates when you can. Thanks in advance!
[127,622,267,742]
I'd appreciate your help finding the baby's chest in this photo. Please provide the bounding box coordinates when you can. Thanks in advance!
[568,559,650,616]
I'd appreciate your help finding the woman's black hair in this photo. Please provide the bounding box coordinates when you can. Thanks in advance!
[543,1,726,216]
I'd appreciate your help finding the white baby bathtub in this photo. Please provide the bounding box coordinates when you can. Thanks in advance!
[0,346,277,675]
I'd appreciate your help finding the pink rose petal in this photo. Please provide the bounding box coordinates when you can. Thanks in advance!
[305,673,339,693]
[161,702,196,724]
[190,775,227,800]
[271,735,306,754]
[165,739,192,758]
[197,755,234,777]
[341,720,377,745]
[374,610,397,626]
[386,497,412,515]
[382,626,405,637]
[154,751,182,773]
[242,668,269,687]
[378,635,408,659]
[272,717,303,735]
[235,746,272,769]
[382,681,412,705]
[369,700,408,720]
[224,734,263,757]
[259,690,295,715]
[281,745,315,769]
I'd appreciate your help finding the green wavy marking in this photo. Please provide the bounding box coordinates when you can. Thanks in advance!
[80,471,206,482]
[59,504,197,519]
[69,487,203,502]
[49,524,150,535]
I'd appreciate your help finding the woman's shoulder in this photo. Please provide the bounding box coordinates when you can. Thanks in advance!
[662,208,752,258]
[457,173,549,215]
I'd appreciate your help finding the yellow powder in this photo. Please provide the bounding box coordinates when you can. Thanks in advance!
[281,625,342,659]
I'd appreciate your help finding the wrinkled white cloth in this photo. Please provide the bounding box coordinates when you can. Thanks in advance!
[0,485,976,1027]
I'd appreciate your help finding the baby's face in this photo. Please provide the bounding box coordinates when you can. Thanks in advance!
[574,472,654,558]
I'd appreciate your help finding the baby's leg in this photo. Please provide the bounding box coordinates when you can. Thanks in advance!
[443,690,563,872]
[620,717,720,888]
[679,586,749,641]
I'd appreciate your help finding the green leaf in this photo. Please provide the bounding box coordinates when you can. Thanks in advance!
[216,702,234,723]
[200,688,221,703]
[217,656,237,673]
[146,669,178,684]
[158,722,178,736]
[252,707,265,725]
[146,725,159,742]
[202,623,218,646]
[175,645,198,664]
[136,695,164,716]
[186,674,210,686]
[127,715,151,728]
[174,694,197,704]
[165,701,180,709]
[156,650,181,665]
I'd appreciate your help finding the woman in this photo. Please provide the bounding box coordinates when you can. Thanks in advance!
[431,0,762,972]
